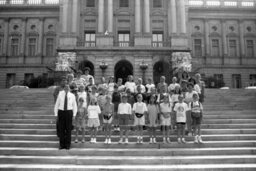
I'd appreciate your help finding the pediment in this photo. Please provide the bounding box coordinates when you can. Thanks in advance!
[44,31,56,36]
[82,9,97,16]
[209,32,221,37]
[191,32,204,37]
[151,9,167,16]
[244,33,256,38]
[114,9,132,16]
[227,32,238,37]
[9,31,22,37]
[27,31,39,37]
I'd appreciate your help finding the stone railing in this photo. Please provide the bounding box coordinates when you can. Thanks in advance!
[188,0,256,8]
[0,0,59,5]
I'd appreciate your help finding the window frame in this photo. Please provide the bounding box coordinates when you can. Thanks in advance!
[27,37,37,57]
[119,0,129,8]
[10,37,20,56]
[86,0,95,7]
[152,0,163,8]
[193,38,203,57]
[211,38,220,57]
[118,31,130,47]
[84,31,96,47]
[45,37,55,57]
[152,31,163,47]
[228,39,237,57]
[245,39,254,58]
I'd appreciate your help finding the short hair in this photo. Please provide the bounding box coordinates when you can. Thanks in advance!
[84,67,90,71]
[193,93,198,98]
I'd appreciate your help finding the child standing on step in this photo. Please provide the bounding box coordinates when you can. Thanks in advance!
[174,95,189,144]
[133,94,148,144]
[87,97,101,143]
[117,94,132,144]
[103,95,114,144]
[74,97,87,143]
[159,95,173,143]
[147,95,159,144]
[189,93,203,144]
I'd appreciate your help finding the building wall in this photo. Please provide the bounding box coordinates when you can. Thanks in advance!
[0,0,255,88]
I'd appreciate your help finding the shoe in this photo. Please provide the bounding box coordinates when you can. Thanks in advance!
[163,138,166,144]
[125,138,129,144]
[118,139,123,144]
[137,137,140,144]
[81,139,85,143]
[188,132,192,136]
[140,139,144,144]
[149,138,153,144]
[90,138,93,143]
[177,138,181,144]
[166,138,171,144]
[94,138,97,143]
[74,139,78,143]
[108,139,112,144]
[153,138,157,144]
[117,127,120,132]
[104,139,108,144]
[181,138,186,144]
[198,136,203,143]
[66,146,70,150]
[58,146,65,150]
[194,136,199,144]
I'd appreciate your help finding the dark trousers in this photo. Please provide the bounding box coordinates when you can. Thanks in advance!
[58,110,73,148]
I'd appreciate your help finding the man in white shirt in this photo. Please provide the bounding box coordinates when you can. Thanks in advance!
[54,84,77,150]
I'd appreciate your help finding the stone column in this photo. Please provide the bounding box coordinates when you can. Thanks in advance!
[204,19,210,61]
[72,0,78,33]
[180,0,186,33]
[20,18,27,64]
[171,0,177,34]
[144,0,150,33]
[135,0,141,33]
[3,19,9,58]
[107,0,113,33]
[38,18,44,64]
[98,0,104,33]
[239,19,245,65]
[221,20,227,65]
[62,0,68,32]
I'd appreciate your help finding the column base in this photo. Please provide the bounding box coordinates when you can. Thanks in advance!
[96,34,114,46]
[59,33,77,47]
[134,34,152,46]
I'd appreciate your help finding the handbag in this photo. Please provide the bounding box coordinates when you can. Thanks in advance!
[135,113,144,118]
[103,114,112,120]
[191,102,202,118]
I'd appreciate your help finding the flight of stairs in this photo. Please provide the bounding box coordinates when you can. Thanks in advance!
[0,88,256,170]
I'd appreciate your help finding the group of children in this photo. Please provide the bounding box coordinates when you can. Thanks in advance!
[67,73,204,145]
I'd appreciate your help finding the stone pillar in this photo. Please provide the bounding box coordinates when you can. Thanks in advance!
[38,18,44,64]
[3,19,9,59]
[72,0,78,33]
[221,19,227,65]
[62,0,68,32]
[171,0,177,34]
[204,19,210,64]
[20,18,27,64]
[144,0,150,33]
[107,0,113,33]
[239,19,245,65]
[98,0,104,33]
[135,0,141,33]
[180,0,186,34]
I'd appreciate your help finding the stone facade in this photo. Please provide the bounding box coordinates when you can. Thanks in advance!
[0,0,255,88]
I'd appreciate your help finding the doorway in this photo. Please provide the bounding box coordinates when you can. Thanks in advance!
[78,60,94,76]
[114,60,133,84]
[153,60,171,85]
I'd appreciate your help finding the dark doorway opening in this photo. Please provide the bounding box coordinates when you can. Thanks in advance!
[78,60,94,76]
[114,60,133,84]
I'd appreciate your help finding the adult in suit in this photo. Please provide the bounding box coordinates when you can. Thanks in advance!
[54,84,77,150]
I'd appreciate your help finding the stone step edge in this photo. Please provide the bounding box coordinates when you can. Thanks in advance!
[0,164,256,170]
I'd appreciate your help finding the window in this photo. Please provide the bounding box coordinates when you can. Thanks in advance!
[84,31,96,47]
[118,31,130,47]
[24,73,34,86]
[232,74,241,88]
[214,74,224,87]
[10,38,19,56]
[153,0,162,8]
[28,38,36,56]
[246,40,254,57]
[249,74,256,86]
[229,39,237,57]
[46,38,54,56]
[6,73,16,88]
[119,0,129,7]
[211,39,220,56]
[152,31,163,47]
[86,0,95,7]
[194,39,202,57]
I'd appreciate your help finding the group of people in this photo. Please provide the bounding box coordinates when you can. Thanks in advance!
[54,67,205,150]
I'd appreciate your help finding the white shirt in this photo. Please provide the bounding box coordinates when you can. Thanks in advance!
[78,91,87,108]
[174,102,188,123]
[118,102,132,115]
[54,91,77,117]
[184,91,198,103]
[159,102,173,113]
[74,77,85,87]
[133,102,148,114]
[194,84,201,94]
[135,84,146,93]
[118,85,125,92]
[81,74,94,85]
[125,81,136,93]
[108,83,115,93]
[168,83,180,92]
[146,83,155,93]
[87,105,101,119]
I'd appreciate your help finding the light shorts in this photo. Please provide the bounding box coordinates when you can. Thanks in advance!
[160,115,171,126]
[87,118,100,128]
[134,115,145,126]
[118,114,131,126]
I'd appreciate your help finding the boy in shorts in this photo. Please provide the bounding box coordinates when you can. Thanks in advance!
[117,94,132,144]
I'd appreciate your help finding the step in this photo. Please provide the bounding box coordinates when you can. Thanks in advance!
[0,155,256,165]
[0,140,255,148]
[1,147,255,156]
[1,128,256,135]
[1,163,256,171]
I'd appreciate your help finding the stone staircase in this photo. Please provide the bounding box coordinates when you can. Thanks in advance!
[0,88,256,170]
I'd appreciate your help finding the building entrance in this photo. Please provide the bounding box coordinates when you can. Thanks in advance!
[153,61,171,85]
[114,60,133,84]
[78,60,94,76]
